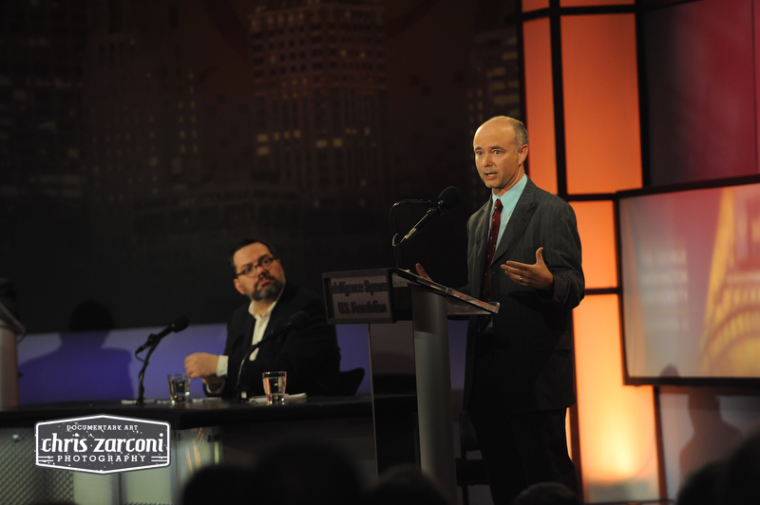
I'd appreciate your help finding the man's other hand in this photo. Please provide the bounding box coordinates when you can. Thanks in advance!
[415,263,432,282]
[185,352,220,379]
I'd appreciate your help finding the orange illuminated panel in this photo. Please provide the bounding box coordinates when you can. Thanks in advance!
[523,0,549,12]
[523,18,558,195]
[561,14,643,194]
[756,0,760,171]
[570,201,617,289]
[573,295,659,502]
[562,0,633,6]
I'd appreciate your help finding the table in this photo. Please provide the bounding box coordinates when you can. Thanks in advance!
[0,396,411,505]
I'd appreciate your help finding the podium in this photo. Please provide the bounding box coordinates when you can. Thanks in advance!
[0,300,23,407]
[322,268,498,501]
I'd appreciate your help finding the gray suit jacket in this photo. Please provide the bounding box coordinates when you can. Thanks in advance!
[464,178,584,413]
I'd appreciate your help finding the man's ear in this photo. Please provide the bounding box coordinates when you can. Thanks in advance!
[518,143,529,165]
[233,278,246,296]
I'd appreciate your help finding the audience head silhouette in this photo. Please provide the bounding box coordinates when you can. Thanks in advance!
[250,440,363,505]
[510,481,581,505]
[181,464,254,505]
[365,464,451,505]
[714,428,760,505]
[677,460,721,505]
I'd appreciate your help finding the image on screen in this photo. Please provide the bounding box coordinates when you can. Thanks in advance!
[620,180,760,381]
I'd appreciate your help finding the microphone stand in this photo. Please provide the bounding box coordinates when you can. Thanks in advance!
[389,199,431,269]
[135,332,161,405]
[235,343,259,402]
[234,331,285,401]
[233,315,306,401]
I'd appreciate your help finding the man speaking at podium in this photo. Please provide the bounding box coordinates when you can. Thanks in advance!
[184,238,340,399]
[417,116,584,504]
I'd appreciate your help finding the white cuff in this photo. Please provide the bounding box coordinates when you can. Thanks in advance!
[216,355,229,377]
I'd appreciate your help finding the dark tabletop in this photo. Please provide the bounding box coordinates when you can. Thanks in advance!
[0,396,377,430]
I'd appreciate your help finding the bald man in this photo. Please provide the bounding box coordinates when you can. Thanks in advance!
[418,116,584,504]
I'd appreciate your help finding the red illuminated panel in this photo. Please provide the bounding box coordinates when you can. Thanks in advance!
[523,0,549,12]
[573,295,659,501]
[561,14,643,194]
[570,201,617,289]
[523,18,558,195]
[562,0,634,6]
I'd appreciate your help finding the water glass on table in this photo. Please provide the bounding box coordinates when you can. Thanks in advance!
[168,373,191,403]
[262,371,287,405]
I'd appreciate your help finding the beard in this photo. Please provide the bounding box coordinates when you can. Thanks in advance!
[250,275,284,301]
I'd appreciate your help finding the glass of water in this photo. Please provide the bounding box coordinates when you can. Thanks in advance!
[262,371,287,405]
[167,373,191,403]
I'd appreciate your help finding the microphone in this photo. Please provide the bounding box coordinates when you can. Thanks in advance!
[236,311,310,398]
[0,279,25,336]
[0,301,25,335]
[136,316,189,353]
[282,311,310,333]
[392,198,433,206]
[400,186,461,243]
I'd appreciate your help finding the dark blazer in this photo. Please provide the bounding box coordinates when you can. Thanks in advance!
[217,283,341,399]
[464,178,584,414]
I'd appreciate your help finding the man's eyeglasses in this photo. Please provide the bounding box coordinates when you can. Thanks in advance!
[235,256,278,278]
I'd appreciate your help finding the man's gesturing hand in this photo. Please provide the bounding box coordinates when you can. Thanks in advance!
[501,247,554,291]
[185,353,220,379]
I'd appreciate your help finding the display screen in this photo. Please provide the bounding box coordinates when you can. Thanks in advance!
[619,180,760,381]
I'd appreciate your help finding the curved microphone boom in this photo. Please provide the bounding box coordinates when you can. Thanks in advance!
[135,315,189,405]
[245,311,309,358]
[286,311,310,332]
[235,311,310,400]
[136,315,189,353]
[400,186,461,244]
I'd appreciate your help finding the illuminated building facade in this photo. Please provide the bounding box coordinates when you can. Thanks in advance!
[249,0,387,206]
[465,25,521,209]
[0,0,88,212]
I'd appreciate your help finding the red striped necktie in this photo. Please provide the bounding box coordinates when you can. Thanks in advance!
[479,199,502,330]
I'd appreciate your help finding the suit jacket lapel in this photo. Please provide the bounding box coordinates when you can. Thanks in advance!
[469,201,490,297]
[491,179,537,266]
[264,304,288,339]
[230,314,255,355]
[259,283,296,341]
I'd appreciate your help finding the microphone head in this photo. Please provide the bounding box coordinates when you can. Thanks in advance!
[437,186,461,210]
[171,316,189,333]
[289,311,310,330]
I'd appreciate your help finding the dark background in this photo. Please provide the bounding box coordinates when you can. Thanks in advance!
[1,0,519,332]
[6,0,757,334]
